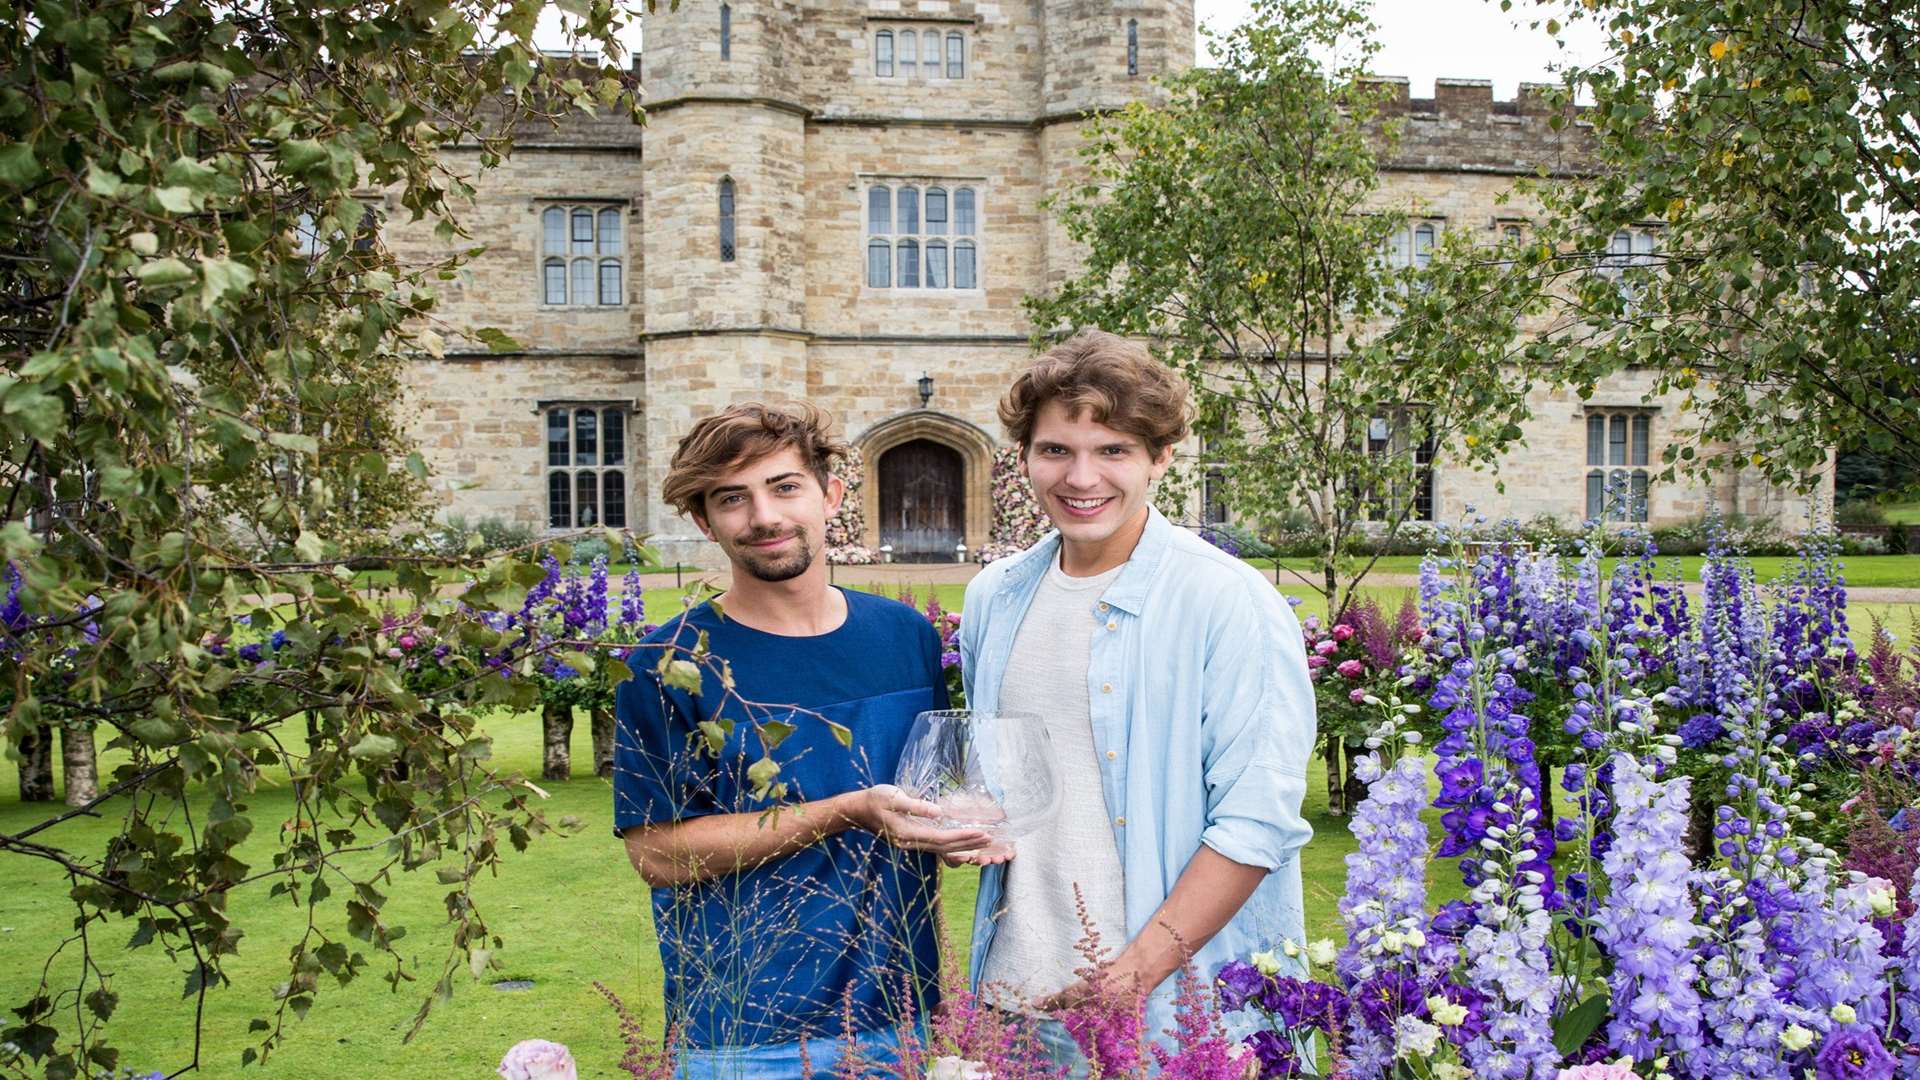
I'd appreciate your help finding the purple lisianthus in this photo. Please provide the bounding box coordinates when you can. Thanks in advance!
[1241,1029,1298,1078]
[1215,960,1265,1012]
[1812,1026,1897,1080]
[1353,969,1424,1036]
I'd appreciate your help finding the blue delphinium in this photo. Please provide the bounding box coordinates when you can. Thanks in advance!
[1337,752,1433,985]
[1783,859,1890,1034]
[1593,753,1705,1061]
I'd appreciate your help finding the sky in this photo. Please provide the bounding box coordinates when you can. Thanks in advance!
[1195,0,1612,100]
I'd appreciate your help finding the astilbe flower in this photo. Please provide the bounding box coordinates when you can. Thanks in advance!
[1150,961,1242,1080]
[1592,754,1705,1061]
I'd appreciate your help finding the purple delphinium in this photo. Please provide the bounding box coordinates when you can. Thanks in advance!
[619,561,645,626]
[1456,782,1559,1080]
[1897,863,1920,1046]
[1784,860,1890,1033]
[1337,753,1432,985]
[1593,754,1705,1061]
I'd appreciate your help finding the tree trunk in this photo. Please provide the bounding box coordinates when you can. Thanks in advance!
[17,723,54,801]
[590,707,615,780]
[542,703,574,782]
[1323,736,1345,817]
[60,724,97,807]
[1535,762,1556,839]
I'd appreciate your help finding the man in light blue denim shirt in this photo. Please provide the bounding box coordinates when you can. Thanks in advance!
[958,331,1317,1072]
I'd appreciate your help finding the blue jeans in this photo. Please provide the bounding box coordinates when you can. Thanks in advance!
[674,1026,905,1080]
[1030,1017,1090,1080]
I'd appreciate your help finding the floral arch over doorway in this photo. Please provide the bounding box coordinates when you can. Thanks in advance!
[853,411,995,560]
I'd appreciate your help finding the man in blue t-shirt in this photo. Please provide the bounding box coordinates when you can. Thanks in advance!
[613,402,1001,1078]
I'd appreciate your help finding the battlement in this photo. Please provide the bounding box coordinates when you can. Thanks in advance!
[1360,75,1596,176]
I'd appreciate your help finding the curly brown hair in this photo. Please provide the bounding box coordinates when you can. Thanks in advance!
[661,402,848,520]
[998,330,1191,455]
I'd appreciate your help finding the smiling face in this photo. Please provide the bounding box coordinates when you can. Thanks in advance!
[693,447,843,583]
[1022,399,1172,572]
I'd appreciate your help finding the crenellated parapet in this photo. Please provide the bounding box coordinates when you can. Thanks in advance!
[1363,76,1599,177]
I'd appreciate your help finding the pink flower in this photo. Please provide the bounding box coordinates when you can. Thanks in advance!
[1315,639,1340,656]
[498,1040,577,1080]
[397,634,417,650]
[1336,659,1364,679]
[1331,623,1354,641]
[1554,1064,1639,1080]
[1308,655,1329,670]
[386,647,404,659]
[1349,688,1368,703]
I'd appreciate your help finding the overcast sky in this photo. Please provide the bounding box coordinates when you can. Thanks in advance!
[1195,0,1612,100]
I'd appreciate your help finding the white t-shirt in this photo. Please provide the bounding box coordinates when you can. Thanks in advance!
[978,555,1128,1007]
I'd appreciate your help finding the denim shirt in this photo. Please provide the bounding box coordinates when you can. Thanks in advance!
[960,507,1317,1039]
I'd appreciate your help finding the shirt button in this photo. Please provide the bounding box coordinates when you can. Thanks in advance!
[1105,749,1117,760]
[1101,682,1113,694]
[1106,620,1117,631]
[1098,602,1110,612]
[1115,816,1126,827]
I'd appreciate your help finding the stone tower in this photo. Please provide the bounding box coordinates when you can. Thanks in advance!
[1039,0,1195,288]
[639,0,811,564]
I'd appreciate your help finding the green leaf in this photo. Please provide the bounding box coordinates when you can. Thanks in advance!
[200,256,257,307]
[824,720,853,748]
[293,530,324,562]
[269,431,320,456]
[472,327,521,353]
[277,139,329,173]
[348,733,400,763]
[2,387,64,442]
[405,452,429,482]
[152,186,197,213]
[758,720,796,751]
[134,258,195,287]
[659,657,703,694]
[1551,991,1609,1058]
[0,142,41,187]
[746,755,781,793]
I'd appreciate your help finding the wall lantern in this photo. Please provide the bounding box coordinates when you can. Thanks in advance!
[917,373,935,409]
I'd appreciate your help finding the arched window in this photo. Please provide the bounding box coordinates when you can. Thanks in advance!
[897,186,919,234]
[954,187,976,235]
[867,239,891,287]
[946,32,964,78]
[1413,222,1435,269]
[570,258,593,305]
[598,260,621,305]
[719,178,737,262]
[1127,19,1138,75]
[538,203,624,305]
[900,30,917,77]
[875,30,894,77]
[868,185,891,233]
[543,259,567,305]
[570,208,593,254]
[926,240,948,288]
[897,239,920,287]
[954,240,976,288]
[925,187,948,234]
[542,207,566,253]
[720,3,731,60]
[597,208,621,254]
[923,31,941,75]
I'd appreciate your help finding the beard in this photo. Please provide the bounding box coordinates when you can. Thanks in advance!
[727,527,817,583]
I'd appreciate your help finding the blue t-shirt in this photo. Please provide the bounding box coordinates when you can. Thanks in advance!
[612,589,947,1049]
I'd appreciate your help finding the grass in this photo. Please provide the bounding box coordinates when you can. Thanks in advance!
[3,572,1912,1076]
[1882,500,1920,526]
[0,698,1475,1079]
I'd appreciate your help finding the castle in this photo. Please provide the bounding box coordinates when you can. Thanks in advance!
[381,1,1825,567]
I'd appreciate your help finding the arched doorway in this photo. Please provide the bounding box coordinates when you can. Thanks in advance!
[878,439,965,562]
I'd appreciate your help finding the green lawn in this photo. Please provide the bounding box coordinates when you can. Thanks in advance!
[1883,501,1920,525]
[0,701,1466,1079]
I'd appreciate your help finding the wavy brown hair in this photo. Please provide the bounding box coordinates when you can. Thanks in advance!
[662,401,848,520]
[998,330,1191,455]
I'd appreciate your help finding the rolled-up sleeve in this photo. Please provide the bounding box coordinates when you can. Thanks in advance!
[1197,585,1317,871]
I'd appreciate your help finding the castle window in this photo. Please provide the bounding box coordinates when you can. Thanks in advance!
[1600,227,1660,315]
[946,32,964,78]
[720,3,731,60]
[864,181,982,290]
[872,25,966,81]
[1584,411,1652,523]
[547,405,629,529]
[540,203,626,306]
[923,32,941,76]
[875,31,893,77]
[719,178,737,263]
[1363,410,1437,523]
[900,30,917,77]
[1127,19,1138,75]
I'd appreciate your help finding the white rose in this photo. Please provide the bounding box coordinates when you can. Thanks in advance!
[927,1056,991,1080]
[1251,949,1283,976]
[1779,1024,1815,1052]
[1306,939,1338,967]
[1425,994,1467,1027]
[1829,1003,1857,1025]
[1867,887,1897,918]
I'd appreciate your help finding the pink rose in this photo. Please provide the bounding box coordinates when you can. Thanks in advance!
[1336,659,1364,679]
[386,646,404,659]
[1307,655,1328,670]
[1554,1065,1639,1080]
[1315,639,1340,656]
[397,634,417,650]
[1331,623,1354,641]
[1349,688,1367,703]
[499,1040,577,1080]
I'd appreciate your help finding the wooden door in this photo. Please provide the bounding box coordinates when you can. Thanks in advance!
[878,439,965,562]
